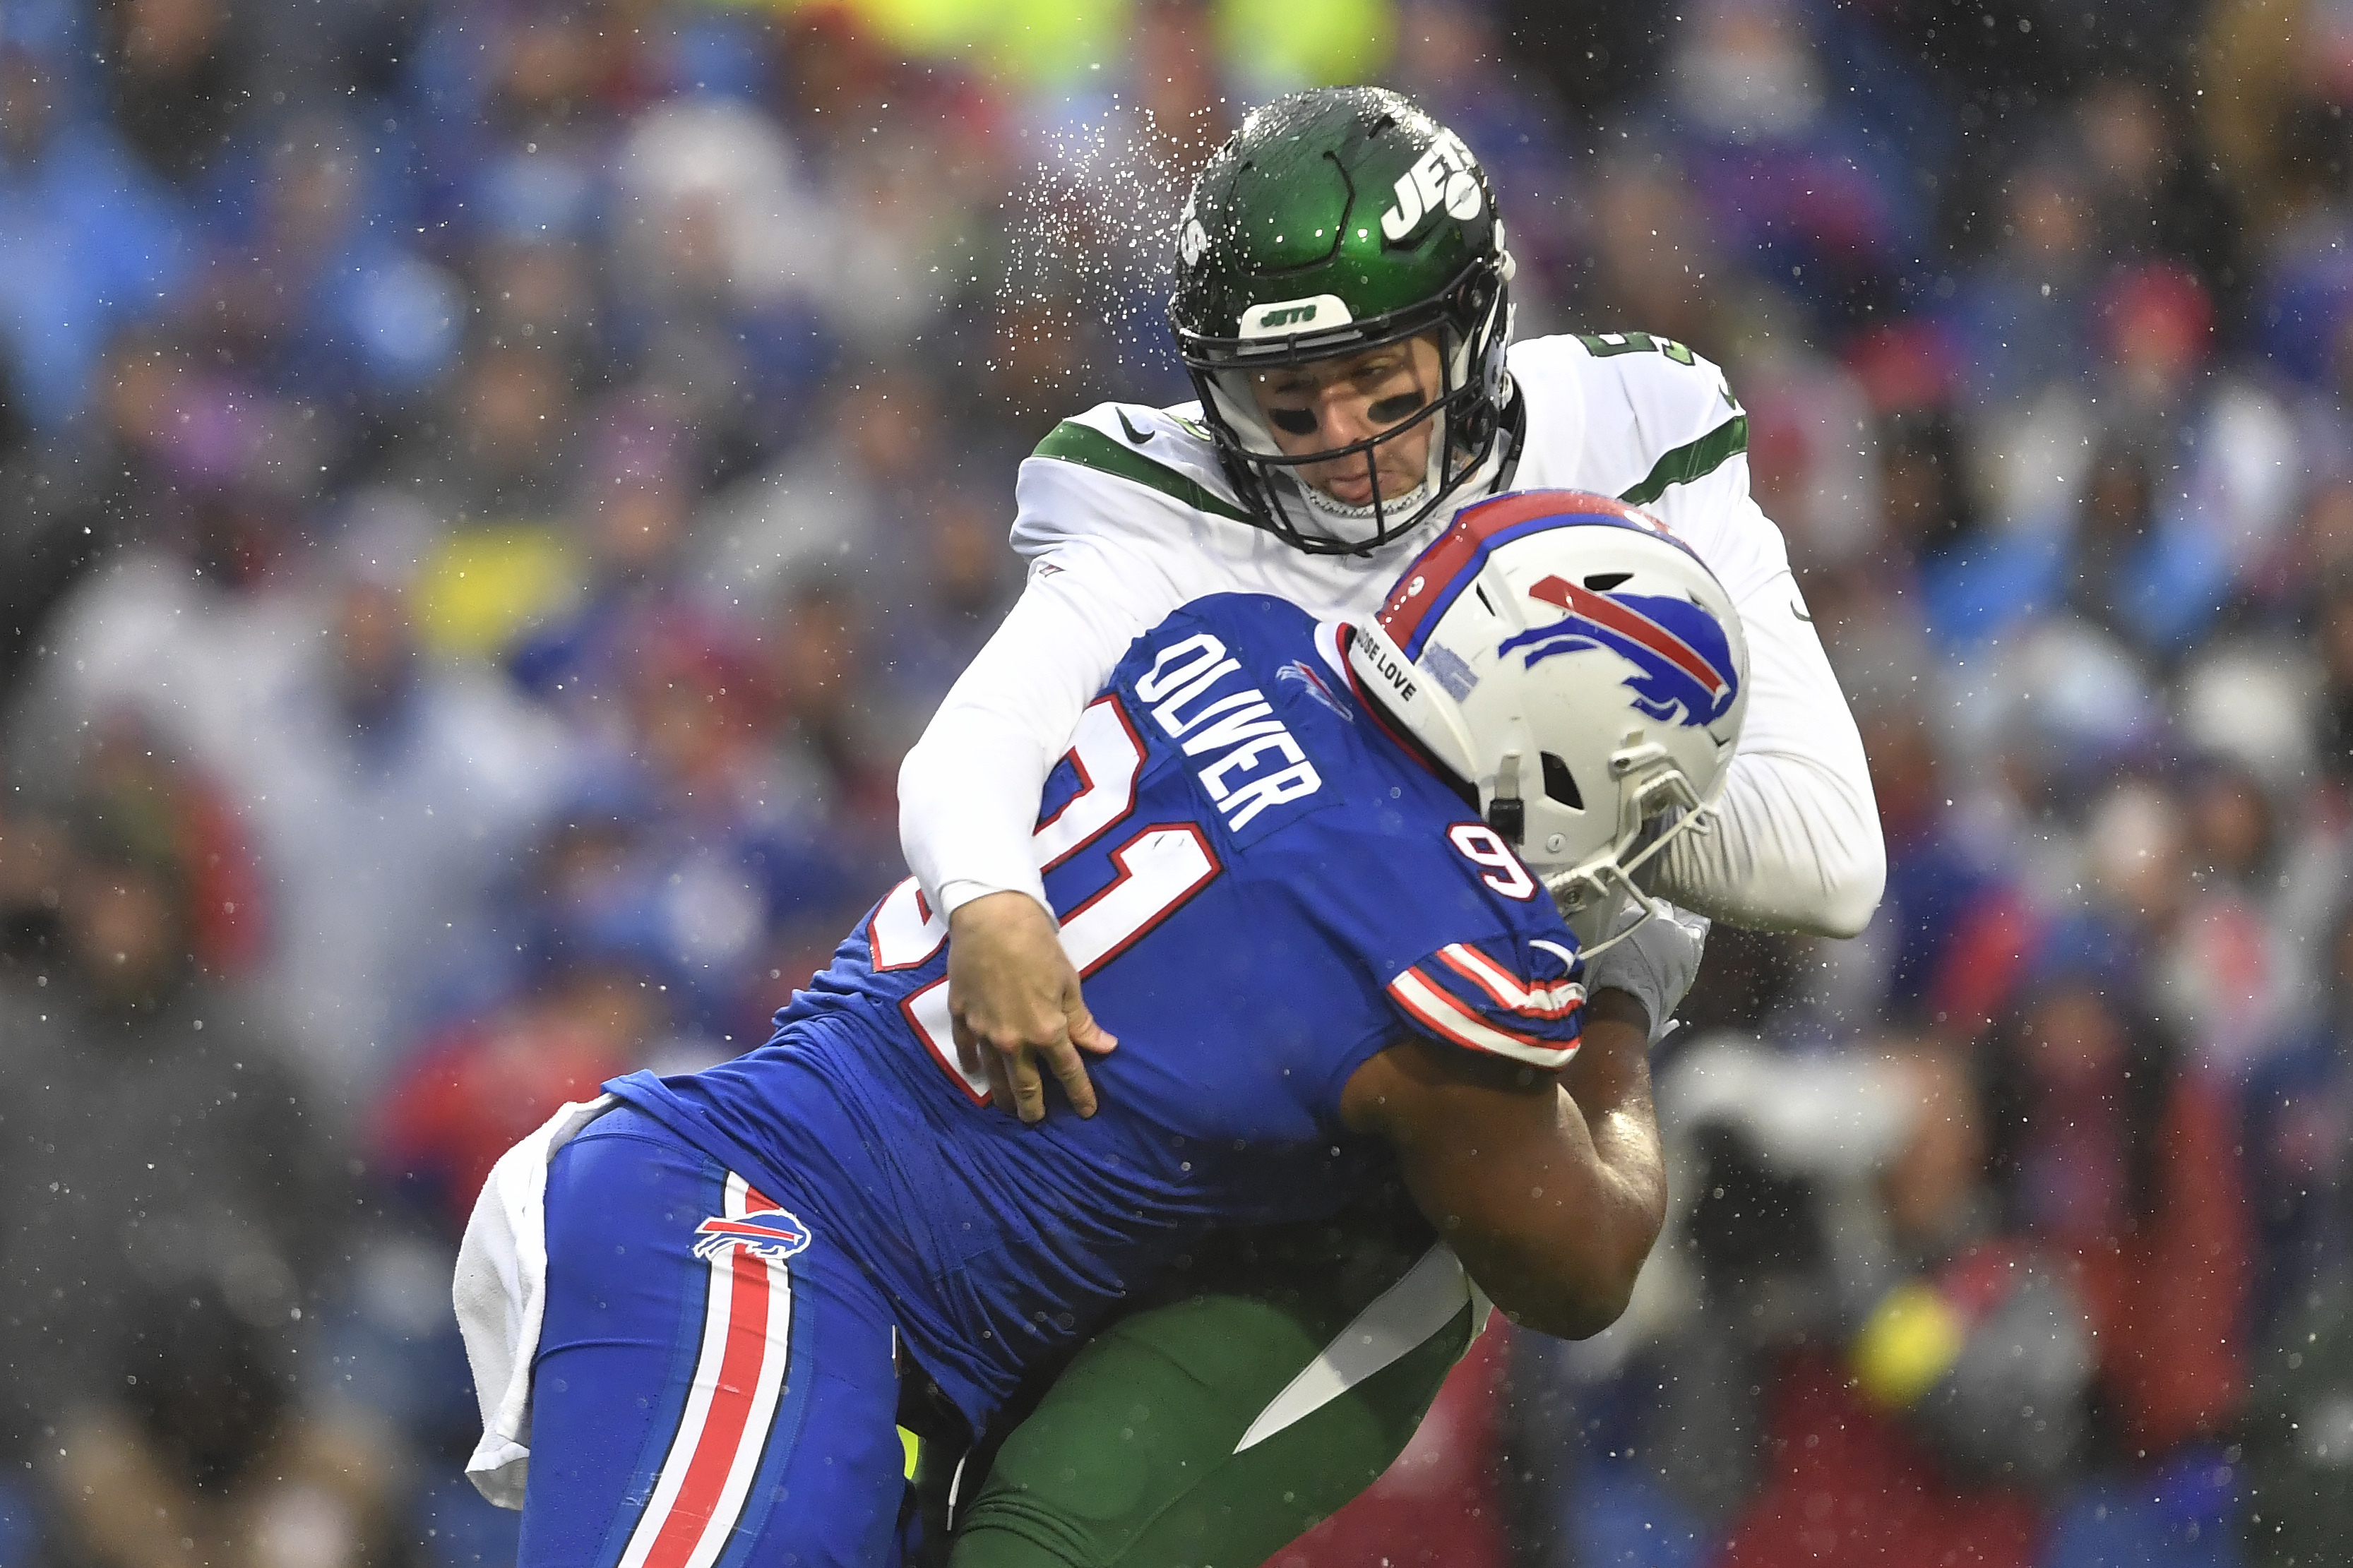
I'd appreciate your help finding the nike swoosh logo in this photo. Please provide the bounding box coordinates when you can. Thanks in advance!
[1116,409,1155,445]
[1791,602,1813,623]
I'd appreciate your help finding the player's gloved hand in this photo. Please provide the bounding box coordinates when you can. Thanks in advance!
[948,890,1119,1123]
[1581,900,1709,1046]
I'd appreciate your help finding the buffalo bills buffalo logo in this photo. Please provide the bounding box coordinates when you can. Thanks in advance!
[691,1209,813,1263]
[1496,575,1739,729]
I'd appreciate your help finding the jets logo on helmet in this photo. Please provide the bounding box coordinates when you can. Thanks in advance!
[1502,577,1741,729]
[1380,129,1486,242]
[1241,295,1352,340]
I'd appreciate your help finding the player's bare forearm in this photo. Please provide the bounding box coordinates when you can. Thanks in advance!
[1563,987,1662,1215]
[1339,992,1665,1340]
[1551,988,1665,1322]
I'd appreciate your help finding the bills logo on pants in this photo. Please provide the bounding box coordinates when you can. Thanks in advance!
[614,1175,805,1568]
[691,1209,812,1264]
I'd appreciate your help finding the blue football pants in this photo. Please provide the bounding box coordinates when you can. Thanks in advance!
[518,1106,915,1568]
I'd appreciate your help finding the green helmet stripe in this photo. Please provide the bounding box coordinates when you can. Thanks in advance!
[1032,421,1255,525]
[1619,414,1749,508]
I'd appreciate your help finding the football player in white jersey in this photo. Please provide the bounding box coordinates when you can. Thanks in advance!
[895,87,1884,1567]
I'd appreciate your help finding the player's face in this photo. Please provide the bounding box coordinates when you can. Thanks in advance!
[1249,336,1443,507]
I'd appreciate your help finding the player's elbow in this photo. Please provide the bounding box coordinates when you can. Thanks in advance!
[1477,1209,1662,1342]
[1650,765,1888,938]
[1499,1245,1645,1341]
[1556,1289,1636,1342]
[1808,833,1886,940]
[1799,760,1889,938]
[1762,794,1887,939]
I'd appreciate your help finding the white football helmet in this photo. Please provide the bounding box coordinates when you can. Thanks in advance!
[1345,489,1750,951]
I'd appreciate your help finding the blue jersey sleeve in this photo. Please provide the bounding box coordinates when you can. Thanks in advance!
[1384,933,1585,1069]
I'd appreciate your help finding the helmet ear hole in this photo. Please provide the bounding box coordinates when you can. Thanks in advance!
[1541,752,1582,810]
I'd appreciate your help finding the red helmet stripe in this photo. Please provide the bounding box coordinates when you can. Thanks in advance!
[1527,575,1731,698]
[1376,491,1681,659]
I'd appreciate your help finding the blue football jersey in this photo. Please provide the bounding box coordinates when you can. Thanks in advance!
[606,593,1587,1429]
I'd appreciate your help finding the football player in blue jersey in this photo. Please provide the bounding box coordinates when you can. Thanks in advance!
[455,493,1746,1568]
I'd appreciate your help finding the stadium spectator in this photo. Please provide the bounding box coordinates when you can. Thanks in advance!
[0,796,398,1568]
[0,35,189,430]
[94,0,255,190]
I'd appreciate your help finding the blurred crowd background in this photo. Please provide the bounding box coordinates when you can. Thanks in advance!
[3,0,2352,1565]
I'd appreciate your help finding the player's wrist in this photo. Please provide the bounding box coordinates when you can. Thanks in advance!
[941,877,1053,921]
[948,887,1057,934]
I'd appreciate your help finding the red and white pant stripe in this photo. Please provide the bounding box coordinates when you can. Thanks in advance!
[614,1173,795,1568]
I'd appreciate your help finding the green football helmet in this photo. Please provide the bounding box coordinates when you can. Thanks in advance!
[1169,86,1518,554]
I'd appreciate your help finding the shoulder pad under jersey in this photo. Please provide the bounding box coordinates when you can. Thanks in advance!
[1510,332,1749,510]
[1014,402,1254,555]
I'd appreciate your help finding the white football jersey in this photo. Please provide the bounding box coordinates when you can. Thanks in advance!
[900,332,1883,938]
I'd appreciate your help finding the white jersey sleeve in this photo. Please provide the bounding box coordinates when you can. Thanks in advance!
[1515,333,1885,937]
[895,536,1174,916]
[898,402,1395,916]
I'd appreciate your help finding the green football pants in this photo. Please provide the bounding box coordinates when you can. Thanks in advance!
[938,1185,1479,1568]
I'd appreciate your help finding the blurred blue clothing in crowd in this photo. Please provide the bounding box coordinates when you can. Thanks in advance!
[189,114,460,405]
[0,44,188,427]
[2255,220,2353,393]
[2043,1449,2244,1568]
[507,744,879,1039]
[1912,528,2068,655]
[1914,510,2234,661]
[1647,0,1935,330]
[2243,1028,2353,1334]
